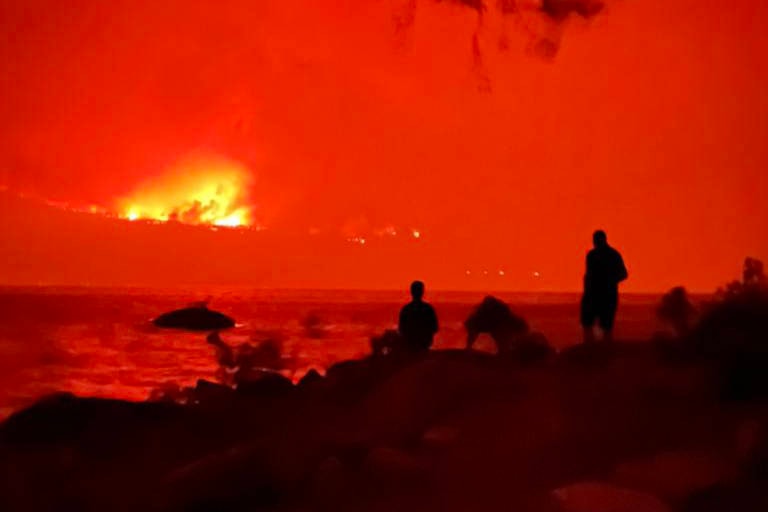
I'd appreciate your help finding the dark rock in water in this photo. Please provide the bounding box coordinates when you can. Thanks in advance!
[153,306,235,331]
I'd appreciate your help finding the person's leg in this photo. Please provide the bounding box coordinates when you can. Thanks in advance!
[599,293,618,342]
[580,296,596,344]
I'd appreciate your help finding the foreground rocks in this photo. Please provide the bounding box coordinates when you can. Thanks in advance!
[2,347,768,511]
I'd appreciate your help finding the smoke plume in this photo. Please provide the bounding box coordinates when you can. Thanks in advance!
[392,0,609,88]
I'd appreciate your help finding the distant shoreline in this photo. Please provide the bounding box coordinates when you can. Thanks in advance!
[0,285,710,303]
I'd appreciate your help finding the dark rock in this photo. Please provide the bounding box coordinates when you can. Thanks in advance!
[153,306,235,331]
[190,379,234,405]
[324,357,406,404]
[683,479,768,512]
[559,342,616,365]
[352,354,513,446]
[692,274,768,400]
[370,329,409,357]
[157,437,328,512]
[0,393,187,446]
[502,331,555,364]
[0,394,226,512]
[613,450,738,503]
[236,371,294,397]
[297,369,324,389]
[361,446,431,488]
[552,481,671,512]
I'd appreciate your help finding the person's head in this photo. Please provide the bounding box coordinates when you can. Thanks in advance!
[592,230,608,248]
[410,280,425,301]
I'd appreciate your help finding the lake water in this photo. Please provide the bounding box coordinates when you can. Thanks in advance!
[0,287,663,418]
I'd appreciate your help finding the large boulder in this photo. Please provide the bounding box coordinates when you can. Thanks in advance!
[683,479,768,512]
[349,353,513,446]
[0,393,189,446]
[235,371,295,397]
[155,439,323,512]
[360,446,432,488]
[0,394,222,512]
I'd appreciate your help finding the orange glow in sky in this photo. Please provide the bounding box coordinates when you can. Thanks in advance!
[117,154,253,228]
[0,0,766,291]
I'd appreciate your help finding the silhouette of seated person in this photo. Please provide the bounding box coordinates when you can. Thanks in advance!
[398,280,439,353]
[581,230,628,343]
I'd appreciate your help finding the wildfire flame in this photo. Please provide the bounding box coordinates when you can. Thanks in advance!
[118,154,254,228]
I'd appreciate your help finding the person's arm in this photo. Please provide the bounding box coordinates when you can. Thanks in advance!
[431,306,439,334]
[584,251,593,289]
[616,252,628,283]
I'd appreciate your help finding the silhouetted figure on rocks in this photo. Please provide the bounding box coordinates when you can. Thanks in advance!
[581,230,628,343]
[398,280,438,352]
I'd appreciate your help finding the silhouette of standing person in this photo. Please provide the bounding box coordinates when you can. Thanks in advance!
[398,280,439,352]
[581,230,628,343]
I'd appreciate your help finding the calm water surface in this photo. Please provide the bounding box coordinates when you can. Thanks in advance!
[0,287,662,418]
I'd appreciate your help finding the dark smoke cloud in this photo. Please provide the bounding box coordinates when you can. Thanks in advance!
[385,0,609,91]
[440,0,606,21]
[394,0,609,79]
[410,0,606,22]
[541,0,605,21]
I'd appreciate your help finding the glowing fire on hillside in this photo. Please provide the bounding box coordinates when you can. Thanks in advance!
[117,154,254,228]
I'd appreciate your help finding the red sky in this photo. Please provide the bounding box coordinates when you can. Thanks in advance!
[1,0,766,292]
